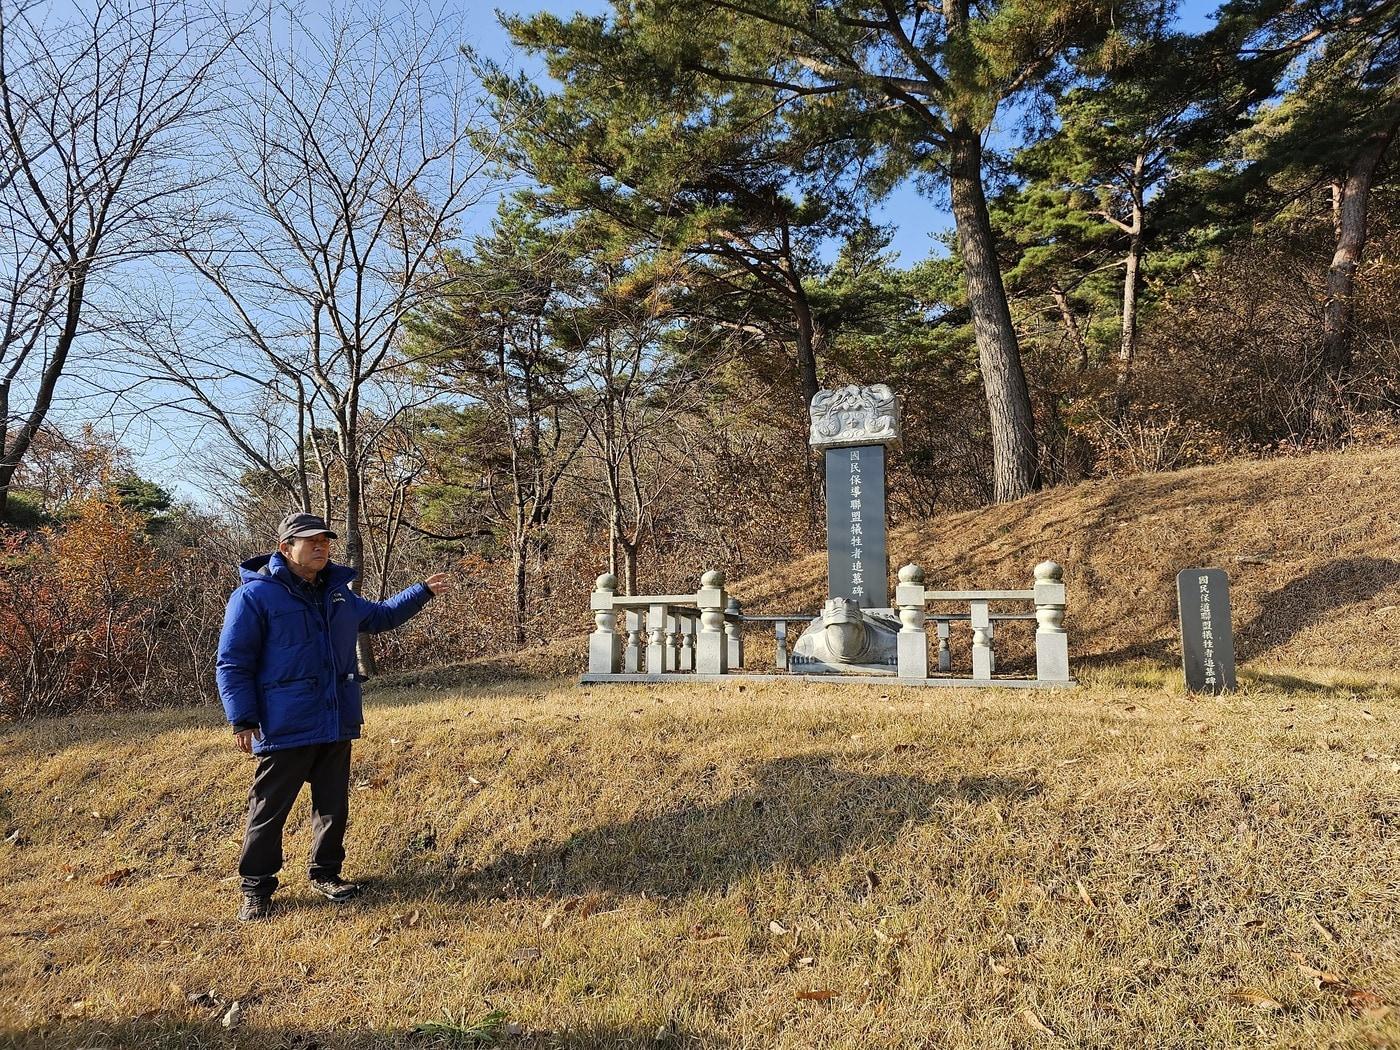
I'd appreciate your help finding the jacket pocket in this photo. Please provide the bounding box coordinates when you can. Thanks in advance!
[338,677,364,728]
[261,678,322,739]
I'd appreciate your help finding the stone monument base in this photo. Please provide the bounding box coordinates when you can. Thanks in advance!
[790,599,900,675]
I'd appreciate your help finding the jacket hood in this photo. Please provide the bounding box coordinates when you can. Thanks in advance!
[238,551,357,589]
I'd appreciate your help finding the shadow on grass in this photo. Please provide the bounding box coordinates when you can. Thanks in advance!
[0,1018,712,1049]
[1241,669,1398,699]
[401,754,1041,901]
[1237,556,1400,659]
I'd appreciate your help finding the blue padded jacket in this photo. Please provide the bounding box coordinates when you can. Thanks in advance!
[215,552,434,754]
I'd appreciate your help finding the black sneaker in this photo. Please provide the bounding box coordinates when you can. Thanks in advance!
[309,875,362,902]
[238,893,273,921]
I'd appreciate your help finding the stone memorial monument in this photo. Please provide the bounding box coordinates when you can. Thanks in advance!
[791,384,903,674]
[581,381,1074,688]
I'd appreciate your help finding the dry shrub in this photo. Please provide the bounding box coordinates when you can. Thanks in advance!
[0,496,161,717]
[1118,221,1400,459]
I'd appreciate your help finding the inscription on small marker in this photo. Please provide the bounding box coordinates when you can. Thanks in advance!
[1176,568,1236,693]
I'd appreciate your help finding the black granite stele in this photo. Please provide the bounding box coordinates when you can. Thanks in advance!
[824,445,888,609]
[1176,567,1237,693]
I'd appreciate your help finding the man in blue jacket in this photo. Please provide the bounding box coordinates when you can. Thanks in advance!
[217,511,451,921]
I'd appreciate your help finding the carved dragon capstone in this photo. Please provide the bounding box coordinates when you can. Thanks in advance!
[808,383,900,450]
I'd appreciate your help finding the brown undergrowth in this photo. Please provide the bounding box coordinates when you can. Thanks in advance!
[2,668,1399,1049]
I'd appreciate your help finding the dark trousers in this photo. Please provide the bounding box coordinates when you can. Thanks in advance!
[239,740,352,895]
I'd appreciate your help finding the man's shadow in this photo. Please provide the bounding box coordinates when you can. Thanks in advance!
[449,754,1041,900]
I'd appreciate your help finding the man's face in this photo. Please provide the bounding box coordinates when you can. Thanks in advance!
[280,533,332,577]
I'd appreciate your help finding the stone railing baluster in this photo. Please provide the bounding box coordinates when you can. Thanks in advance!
[647,603,670,673]
[936,620,952,672]
[624,611,642,673]
[679,613,696,671]
[669,607,686,674]
[725,597,744,670]
[774,620,789,671]
[970,600,993,681]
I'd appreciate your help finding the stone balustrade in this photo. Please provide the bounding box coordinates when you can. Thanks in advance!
[585,561,1071,686]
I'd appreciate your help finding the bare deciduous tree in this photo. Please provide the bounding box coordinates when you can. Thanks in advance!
[138,3,499,670]
[0,0,230,517]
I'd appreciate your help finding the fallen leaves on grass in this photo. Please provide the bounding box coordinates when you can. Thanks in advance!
[94,866,135,887]
[1347,989,1394,1020]
[1075,879,1095,908]
[1019,1007,1056,1037]
[221,1001,243,1029]
[1226,988,1284,1011]
[1290,953,1394,1018]
[1295,958,1345,989]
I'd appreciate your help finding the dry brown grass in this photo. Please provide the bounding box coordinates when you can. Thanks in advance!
[3,665,1399,1049]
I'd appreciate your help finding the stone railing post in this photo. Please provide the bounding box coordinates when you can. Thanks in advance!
[588,573,622,674]
[895,563,928,679]
[1034,560,1070,682]
[970,600,994,680]
[725,597,744,670]
[695,570,728,674]
[624,611,643,673]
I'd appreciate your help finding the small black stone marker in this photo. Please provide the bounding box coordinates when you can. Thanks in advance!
[1176,568,1237,693]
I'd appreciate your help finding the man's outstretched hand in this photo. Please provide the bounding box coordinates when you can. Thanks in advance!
[235,727,261,754]
[424,572,453,596]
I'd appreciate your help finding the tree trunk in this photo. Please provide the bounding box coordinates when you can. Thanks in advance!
[792,282,820,409]
[342,439,377,676]
[1113,231,1144,416]
[947,124,1040,502]
[620,536,638,596]
[512,541,528,648]
[0,266,89,520]
[1315,114,1398,433]
[1050,283,1088,372]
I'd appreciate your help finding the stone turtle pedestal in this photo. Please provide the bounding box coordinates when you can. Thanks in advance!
[791,598,900,675]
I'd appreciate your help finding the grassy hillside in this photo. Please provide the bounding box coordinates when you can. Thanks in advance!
[734,445,1400,675]
[2,664,1399,1049]
[388,446,1400,689]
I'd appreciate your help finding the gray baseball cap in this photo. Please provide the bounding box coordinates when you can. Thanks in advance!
[277,511,338,543]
